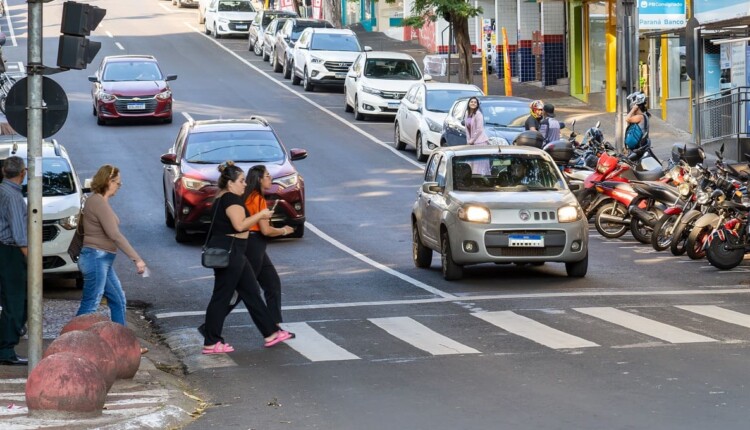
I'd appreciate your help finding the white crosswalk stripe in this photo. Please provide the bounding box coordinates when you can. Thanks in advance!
[574,307,717,343]
[676,305,750,328]
[471,311,599,349]
[282,322,360,362]
[369,317,481,355]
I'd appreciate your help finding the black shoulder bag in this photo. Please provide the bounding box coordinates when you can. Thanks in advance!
[201,197,235,269]
[67,208,85,263]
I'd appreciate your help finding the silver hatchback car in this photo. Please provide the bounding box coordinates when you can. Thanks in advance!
[412,145,588,280]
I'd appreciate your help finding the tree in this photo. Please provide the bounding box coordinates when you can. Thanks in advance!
[323,0,342,27]
[403,0,481,84]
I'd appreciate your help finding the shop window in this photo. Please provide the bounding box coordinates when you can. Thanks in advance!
[667,36,689,98]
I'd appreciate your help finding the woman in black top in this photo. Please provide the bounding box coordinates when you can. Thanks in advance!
[202,161,293,354]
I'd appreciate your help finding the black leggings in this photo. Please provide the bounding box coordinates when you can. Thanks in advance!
[203,238,276,345]
[227,233,283,324]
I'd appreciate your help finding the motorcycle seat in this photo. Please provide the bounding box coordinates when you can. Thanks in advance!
[632,167,664,182]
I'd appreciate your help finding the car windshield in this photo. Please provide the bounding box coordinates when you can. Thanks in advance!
[218,0,254,12]
[102,61,163,81]
[452,154,565,191]
[184,130,285,164]
[263,13,290,27]
[364,59,421,80]
[0,158,76,197]
[292,22,330,40]
[310,33,361,51]
[479,101,529,127]
[426,89,483,112]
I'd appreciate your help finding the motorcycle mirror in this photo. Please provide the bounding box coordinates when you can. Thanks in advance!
[594,120,600,128]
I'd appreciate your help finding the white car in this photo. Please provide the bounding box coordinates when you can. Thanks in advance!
[204,0,257,38]
[0,138,87,287]
[395,82,483,162]
[291,28,367,92]
[344,51,431,121]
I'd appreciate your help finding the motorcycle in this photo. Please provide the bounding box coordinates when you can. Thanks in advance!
[705,201,750,270]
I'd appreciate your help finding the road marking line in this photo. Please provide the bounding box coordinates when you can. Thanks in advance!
[574,307,717,343]
[282,322,360,361]
[105,31,114,38]
[472,311,599,349]
[158,2,171,12]
[369,317,480,355]
[153,287,750,319]
[677,305,750,328]
[3,3,18,47]
[115,42,125,50]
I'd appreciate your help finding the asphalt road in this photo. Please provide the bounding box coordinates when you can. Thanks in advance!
[6,1,750,429]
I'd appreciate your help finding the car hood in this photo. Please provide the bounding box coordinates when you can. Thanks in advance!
[217,11,256,20]
[449,190,577,209]
[24,193,80,221]
[182,160,295,183]
[102,81,168,96]
[307,51,361,62]
[360,77,422,92]
[485,126,525,143]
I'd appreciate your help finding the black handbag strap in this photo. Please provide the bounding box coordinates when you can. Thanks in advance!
[203,194,235,251]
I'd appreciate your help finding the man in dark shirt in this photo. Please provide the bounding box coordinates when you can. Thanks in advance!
[525,100,544,131]
[0,156,29,365]
[539,103,561,143]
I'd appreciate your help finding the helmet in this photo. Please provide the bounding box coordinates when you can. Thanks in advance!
[627,91,647,107]
[530,100,544,112]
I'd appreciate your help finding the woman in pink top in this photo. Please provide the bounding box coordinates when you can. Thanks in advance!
[464,97,491,174]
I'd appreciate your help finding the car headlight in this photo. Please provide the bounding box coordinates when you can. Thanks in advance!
[58,214,79,230]
[557,205,582,223]
[678,183,691,197]
[273,173,299,189]
[362,86,382,96]
[425,117,442,133]
[458,205,491,223]
[310,56,324,64]
[181,177,212,191]
[155,89,172,100]
[218,18,230,23]
[488,136,510,146]
[98,92,115,102]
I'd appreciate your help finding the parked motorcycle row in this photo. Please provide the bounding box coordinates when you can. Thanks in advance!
[544,122,750,271]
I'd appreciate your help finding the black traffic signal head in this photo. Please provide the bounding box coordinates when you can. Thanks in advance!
[60,1,105,36]
[57,1,106,70]
[57,35,101,70]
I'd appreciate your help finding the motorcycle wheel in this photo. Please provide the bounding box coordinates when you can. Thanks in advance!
[651,213,678,251]
[670,210,702,256]
[630,217,652,244]
[594,201,628,239]
[706,231,745,270]
[686,225,710,260]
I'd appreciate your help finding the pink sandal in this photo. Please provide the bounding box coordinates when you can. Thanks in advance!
[264,330,292,348]
[202,342,235,354]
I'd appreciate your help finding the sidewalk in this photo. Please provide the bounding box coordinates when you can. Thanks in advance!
[0,301,201,429]
[350,26,695,163]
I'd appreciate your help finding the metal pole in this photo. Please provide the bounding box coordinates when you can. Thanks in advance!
[693,25,701,146]
[516,0,521,82]
[26,0,44,371]
[447,22,452,83]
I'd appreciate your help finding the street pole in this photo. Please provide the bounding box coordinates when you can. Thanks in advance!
[615,0,636,153]
[26,0,44,370]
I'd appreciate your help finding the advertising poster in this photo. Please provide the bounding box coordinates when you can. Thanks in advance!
[312,0,322,19]
[638,0,686,30]
[694,0,750,24]
[704,53,721,97]
[731,42,746,86]
[279,0,294,12]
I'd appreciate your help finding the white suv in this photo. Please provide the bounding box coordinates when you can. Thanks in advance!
[204,0,257,38]
[0,138,87,286]
[291,28,366,92]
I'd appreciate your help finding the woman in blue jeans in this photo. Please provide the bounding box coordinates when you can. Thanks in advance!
[76,165,146,327]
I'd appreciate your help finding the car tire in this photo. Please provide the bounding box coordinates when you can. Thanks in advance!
[164,115,173,124]
[412,223,432,268]
[175,224,190,243]
[273,51,283,73]
[394,122,406,150]
[291,64,301,85]
[565,251,588,277]
[440,231,463,281]
[97,115,106,126]
[288,223,304,238]
[302,68,314,92]
[253,40,262,55]
[354,96,364,121]
[75,275,84,289]
[344,89,354,112]
[262,47,270,62]
[164,198,175,228]
[213,26,220,39]
[283,58,292,79]
[416,133,427,162]
[204,23,210,35]
[92,105,96,116]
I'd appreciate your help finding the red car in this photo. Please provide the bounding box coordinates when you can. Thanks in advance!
[160,117,307,242]
[88,55,177,125]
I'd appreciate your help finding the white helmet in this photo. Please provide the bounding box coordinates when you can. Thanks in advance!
[627,91,647,107]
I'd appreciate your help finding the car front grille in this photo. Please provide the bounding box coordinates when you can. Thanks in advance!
[229,21,252,31]
[324,61,352,72]
[42,225,59,242]
[115,96,158,114]
[487,246,564,257]
[484,230,567,257]
[380,91,406,100]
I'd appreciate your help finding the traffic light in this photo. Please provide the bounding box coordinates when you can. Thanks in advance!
[56,1,106,70]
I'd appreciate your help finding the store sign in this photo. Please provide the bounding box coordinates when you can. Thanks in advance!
[638,0,686,29]
[695,0,750,24]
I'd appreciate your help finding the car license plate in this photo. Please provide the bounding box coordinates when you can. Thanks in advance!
[388,102,400,109]
[127,103,145,110]
[335,72,347,79]
[236,24,248,30]
[508,234,544,247]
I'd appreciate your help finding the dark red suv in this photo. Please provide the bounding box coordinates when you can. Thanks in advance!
[160,118,307,242]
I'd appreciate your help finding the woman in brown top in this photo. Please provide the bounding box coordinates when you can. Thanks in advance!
[76,165,146,326]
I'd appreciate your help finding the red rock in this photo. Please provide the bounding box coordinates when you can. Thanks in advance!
[44,330,118,390]
[25,352,107,418]
[87,321,141,379]
[60,314,110,335]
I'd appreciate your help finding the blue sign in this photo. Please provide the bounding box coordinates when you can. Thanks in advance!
[638,0,686,29]
[695,0,750,24]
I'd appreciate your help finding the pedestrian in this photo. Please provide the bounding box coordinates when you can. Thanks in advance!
[525,100,545,131]
[75,165,147,332]
[624,91,650,150]
[538,103,561,143]
[0,156,28,365]
[464,96,490,174]
[201,161,292,354]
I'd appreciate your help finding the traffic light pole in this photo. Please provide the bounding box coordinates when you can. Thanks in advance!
[26,0,45,371]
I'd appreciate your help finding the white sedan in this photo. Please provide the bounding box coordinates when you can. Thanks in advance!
[394,82,483,162]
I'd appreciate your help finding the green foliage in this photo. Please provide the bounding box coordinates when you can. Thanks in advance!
[401,0,482,28]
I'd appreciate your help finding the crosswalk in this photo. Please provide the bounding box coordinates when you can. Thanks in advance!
[171,304,750,371]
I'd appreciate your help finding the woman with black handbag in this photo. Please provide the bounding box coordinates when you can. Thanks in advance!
[202,161,292,354]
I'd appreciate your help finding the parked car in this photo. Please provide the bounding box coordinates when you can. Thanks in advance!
[440,96,531,147]
[395,82,483,162]
[248,9,298,56]
[204,0,257,39]
[344,51,430,121]
[272,18,334,81]
[263,17,293,63]
[88,55,177,126]
[160,117,307,242]
[0,137,88,287]
[411,145,588,280]
[172,0,198,7]
[291,28,367,91]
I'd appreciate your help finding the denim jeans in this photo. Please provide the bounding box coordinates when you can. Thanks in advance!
[76,247,127,325]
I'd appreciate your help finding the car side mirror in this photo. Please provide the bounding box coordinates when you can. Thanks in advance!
[160,153,178,165]
[364,45,372,52]
[348,71,357,81]
[166,74,178,81]
[460,119,465,127]
[422,182,442,194]
[568,183,581,191]
[289,148,308,161]
[83,178,93,193]
[423,74,432,82]
[87,76,98,83]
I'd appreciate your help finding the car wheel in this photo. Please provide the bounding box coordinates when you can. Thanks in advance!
[92,104,96,116]
[204,23,210,35]
[440,231,463,281]
[283,58,292,79]
[354,95,364,121]
[291,63,301,85]
[394,122,406,150]
[412,223,432,268]
[253,40,262,55]
[273,51,283,73]
[262,47,270,62]
[213,25,220,39]
[565,251,588,277]
[97,115,106,126]
[164,197,175,228]
[288,224,304,238]
[175,224,190,243]
[163,115,173,124]
[75,274,84,289]
[416,133,428,162]
[302,68,314,92]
